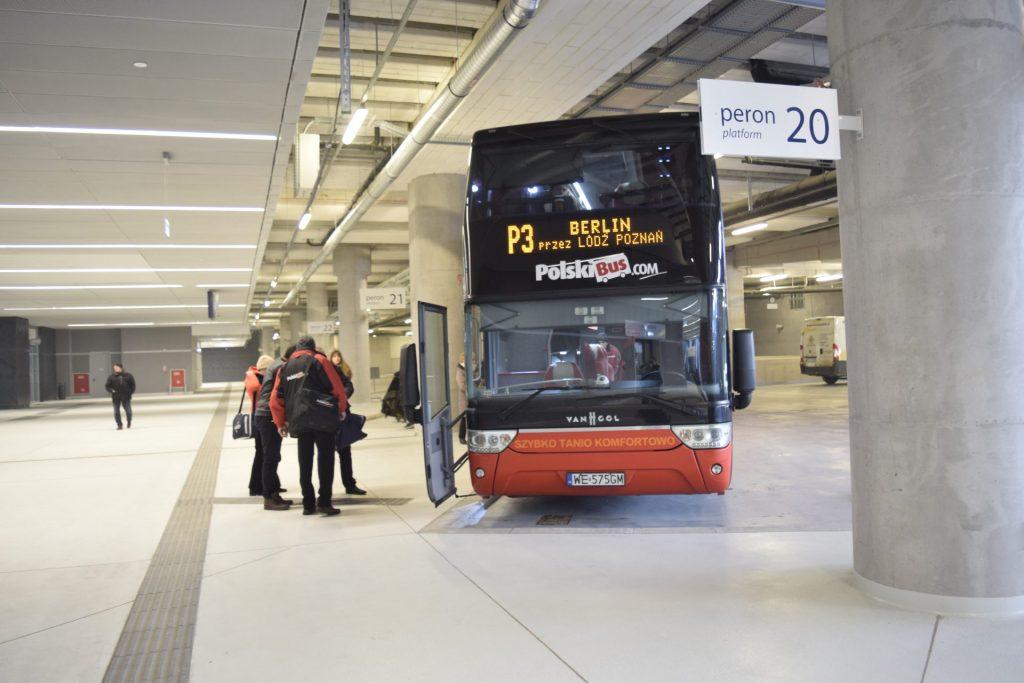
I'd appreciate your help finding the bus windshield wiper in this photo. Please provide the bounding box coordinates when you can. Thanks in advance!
[499,386,573,421]
[576,392,702,417]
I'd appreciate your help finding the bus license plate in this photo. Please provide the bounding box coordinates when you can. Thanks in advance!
[567,472,626,487]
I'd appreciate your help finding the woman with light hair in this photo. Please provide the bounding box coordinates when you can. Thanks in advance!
[245,355,277,496]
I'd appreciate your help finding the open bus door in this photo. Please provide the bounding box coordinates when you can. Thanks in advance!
[401,301,457,506]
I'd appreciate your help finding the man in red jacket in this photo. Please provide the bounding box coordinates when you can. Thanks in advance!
[270,337,349,516]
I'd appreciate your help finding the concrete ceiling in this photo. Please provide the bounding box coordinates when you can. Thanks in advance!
[0,0,329,330]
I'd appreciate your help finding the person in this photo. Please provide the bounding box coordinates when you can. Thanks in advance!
[254,347,295,511]
[105,363,136,430]
[329,350,366,495]
[270,337,348,516]
[245,355,275,496]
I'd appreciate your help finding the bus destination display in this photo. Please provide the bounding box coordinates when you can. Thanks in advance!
[468,210,695,297]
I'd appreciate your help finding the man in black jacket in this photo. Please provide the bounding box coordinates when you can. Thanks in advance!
[105,363,136,430]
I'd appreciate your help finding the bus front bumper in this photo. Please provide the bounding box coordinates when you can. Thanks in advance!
[467,442,733,497]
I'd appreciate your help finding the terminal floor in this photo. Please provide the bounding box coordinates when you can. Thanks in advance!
[0,385,1021,682]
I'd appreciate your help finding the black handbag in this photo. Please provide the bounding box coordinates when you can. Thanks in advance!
[231,389,252,440]
[289,387,340,434]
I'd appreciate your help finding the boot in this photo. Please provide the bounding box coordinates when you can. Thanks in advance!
[274,494,293,506]
[316,504,341,517]
[263,497,290,511]
[344,485,367,496]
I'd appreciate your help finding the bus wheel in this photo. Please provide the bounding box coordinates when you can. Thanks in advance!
[823,376,839,385]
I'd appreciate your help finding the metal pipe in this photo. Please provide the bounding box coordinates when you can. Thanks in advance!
[722,170,836,226]
[282,0,542,306]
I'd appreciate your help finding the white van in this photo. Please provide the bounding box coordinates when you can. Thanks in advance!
[800,316,847,384]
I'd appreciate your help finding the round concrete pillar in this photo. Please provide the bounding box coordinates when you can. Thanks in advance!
[305,282,330,349]
[285,310,306,348]
[725,249,746,330]
[333,246,371,397]
[408,174,466,399]
[830,1,1024,612]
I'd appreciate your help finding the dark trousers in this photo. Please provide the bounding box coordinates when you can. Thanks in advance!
[248,422,264,494]
[112,397,132,427]
[297,430,335,509]
[338,446,356,489]
[254,416,282,499]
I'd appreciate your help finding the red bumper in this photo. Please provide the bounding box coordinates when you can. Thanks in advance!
[467,429,732,497]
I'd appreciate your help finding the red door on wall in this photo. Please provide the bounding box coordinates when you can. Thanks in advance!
[73,373,90,395]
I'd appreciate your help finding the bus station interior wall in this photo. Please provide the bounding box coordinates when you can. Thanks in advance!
[744,290,844,357]
[199,332,260,385]
[54,327,197,396]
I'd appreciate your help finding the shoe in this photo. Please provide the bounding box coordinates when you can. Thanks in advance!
[117,425,123,430]
[344,486,367,496]
[302,507,317,516]
[275,494,293,506]
[263,498,290,511]
[127,422,132,429]
[317,505,341,517]
[278,488,287,493]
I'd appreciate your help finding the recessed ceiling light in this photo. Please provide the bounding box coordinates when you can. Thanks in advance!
[0,267,251,274]
[3,303,246,312]
[0,125,276,141]
[132,61,149,68]
[193,283,250,288]
[0,243,256,250]
[0,284,182,290]
[69,322,154,328]
[297,212,312,230]
[0,204,263,212]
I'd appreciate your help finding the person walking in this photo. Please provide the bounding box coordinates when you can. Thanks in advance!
[270,337,348,517]
[245,355,275,496]
[105,363,136,430]
[330,350,366,495]
[254,347,294,511]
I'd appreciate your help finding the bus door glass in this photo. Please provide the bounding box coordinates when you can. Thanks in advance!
[418,302,456,505]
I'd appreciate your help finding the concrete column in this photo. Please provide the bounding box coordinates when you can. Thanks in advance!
[830,1,1024,612]
[725,249,746,330]
[408,173,466,399]
[259,326,275,357]
[285,310,306,348]
[305,283,329,349]
[333,246,371,397]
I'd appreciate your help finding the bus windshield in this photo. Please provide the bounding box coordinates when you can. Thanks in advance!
[467,291,727,403]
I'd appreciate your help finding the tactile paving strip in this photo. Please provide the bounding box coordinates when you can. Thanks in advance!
[103,392,229,683]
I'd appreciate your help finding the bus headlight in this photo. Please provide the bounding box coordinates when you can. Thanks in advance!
[467,429,517,453]
[671,424,732,449]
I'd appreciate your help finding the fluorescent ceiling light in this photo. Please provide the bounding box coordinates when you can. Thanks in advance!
[4,303,246,311]
[572,182,592,210]
[0,267,251,274]
[0,125,276,141]
[297,212,312,230]
[0,284,182,290]
[69,322,155,328]
[641,296,669,301]
[0,243,256,250]
[713,153,724,159]
[816,273,844,282]
[745,272,772,279]
[732,222,768,236]
[403,318,412,324]
[342,108,369,145]
[759,273,787,283]
[194,283,250,288]
[0,204,263,212]
[269,277,278,289]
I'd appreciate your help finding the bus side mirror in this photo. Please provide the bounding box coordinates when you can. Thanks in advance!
[399,343,422,424]
[732,329,755,410]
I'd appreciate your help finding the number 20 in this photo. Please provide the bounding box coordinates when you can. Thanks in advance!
[786,107,829,144]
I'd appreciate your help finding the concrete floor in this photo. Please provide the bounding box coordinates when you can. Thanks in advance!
[1,384,1022,681]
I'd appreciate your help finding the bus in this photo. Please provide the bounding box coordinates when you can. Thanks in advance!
[404,113,755,505]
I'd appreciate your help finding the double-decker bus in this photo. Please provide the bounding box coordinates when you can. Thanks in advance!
[404,113,755,505]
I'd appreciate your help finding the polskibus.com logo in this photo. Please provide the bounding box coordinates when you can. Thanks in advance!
[534,253,663,284]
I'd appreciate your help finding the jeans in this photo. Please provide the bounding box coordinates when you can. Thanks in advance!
[112,397,132,427]
[296,430,335,509]
[254,415,282,499]
[248,418,264,494]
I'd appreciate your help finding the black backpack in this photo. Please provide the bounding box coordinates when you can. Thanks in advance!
[283,354,339,434]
